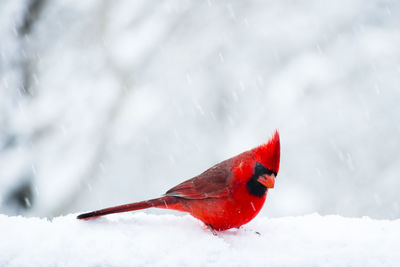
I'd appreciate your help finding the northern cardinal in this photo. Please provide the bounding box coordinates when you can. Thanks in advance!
[77,131,280,232]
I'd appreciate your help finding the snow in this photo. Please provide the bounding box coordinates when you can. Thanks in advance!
[1,0,400,245]
[1,2,399,265]
[1,213,399,267]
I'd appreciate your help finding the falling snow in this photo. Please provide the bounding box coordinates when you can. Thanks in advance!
[0,0,400,265]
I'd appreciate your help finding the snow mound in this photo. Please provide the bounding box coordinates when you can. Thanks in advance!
[1,213,399,266]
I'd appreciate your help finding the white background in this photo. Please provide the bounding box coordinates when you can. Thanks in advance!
[1,0,399,220]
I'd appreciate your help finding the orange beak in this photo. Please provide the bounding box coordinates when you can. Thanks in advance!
[257,174,275,188]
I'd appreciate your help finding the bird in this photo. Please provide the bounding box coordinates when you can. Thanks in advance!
[77,131,280,232]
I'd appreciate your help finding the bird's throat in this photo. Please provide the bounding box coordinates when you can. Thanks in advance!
[246,176,267,197]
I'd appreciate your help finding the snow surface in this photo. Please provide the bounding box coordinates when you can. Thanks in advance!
[1,213,399,267]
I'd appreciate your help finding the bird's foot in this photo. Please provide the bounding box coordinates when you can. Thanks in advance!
[206,224,218,236]
[240,227,261,236]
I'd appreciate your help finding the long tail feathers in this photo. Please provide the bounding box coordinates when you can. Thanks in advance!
[77,196,179,220]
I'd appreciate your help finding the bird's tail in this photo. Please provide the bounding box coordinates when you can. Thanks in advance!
[76,196,181,220]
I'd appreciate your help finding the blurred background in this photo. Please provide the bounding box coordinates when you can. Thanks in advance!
[1,0,399,219]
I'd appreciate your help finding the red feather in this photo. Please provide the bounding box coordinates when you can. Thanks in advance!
[165,158,233,199]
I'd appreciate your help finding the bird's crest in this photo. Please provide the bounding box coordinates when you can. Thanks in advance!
[252,130,280,175]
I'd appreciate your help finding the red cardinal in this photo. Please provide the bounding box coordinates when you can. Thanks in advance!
[77,131,280,232]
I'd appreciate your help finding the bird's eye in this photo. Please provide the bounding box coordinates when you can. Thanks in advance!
[255,162,277,177]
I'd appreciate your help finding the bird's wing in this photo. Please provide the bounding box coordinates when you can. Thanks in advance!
[165,159,232,199]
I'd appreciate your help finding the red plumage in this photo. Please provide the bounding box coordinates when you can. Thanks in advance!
[77,131,280,231]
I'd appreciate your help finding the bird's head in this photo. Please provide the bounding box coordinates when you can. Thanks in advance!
[252,130,280,176]
[246,130,280,196]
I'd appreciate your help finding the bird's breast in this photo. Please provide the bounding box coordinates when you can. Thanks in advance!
[185,185,267,231]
